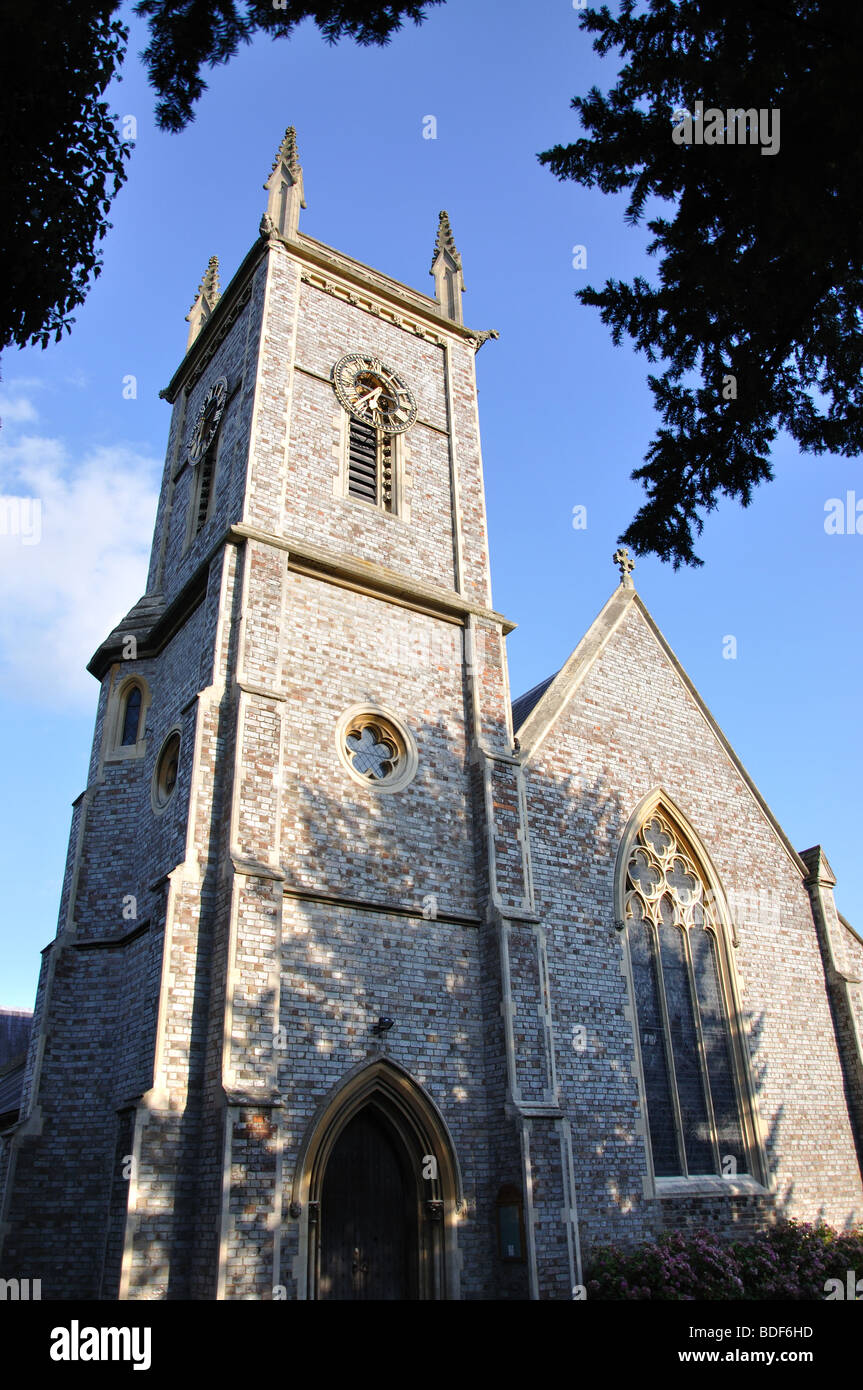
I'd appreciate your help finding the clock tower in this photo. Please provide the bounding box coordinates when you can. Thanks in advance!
[0,128,580,1300]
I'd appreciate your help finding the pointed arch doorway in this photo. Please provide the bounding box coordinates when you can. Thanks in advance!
[319,1105,417,1300]
[293,1058,462,1301]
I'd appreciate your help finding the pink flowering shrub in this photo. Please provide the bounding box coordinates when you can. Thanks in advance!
[584,1220,863,1300]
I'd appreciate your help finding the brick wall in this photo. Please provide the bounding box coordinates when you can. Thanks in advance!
[524,599,863,1259]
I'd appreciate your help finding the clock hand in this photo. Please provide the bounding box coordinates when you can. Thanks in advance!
[352,387,381,411]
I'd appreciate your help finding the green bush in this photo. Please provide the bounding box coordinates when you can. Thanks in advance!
[584,1220,863,1300]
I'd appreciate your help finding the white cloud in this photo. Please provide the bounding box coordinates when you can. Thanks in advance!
[0,393,39,424]
[0,433,161,708]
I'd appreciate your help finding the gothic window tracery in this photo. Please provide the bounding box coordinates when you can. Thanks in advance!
[624,810,749,1180]
[335,706,418,794]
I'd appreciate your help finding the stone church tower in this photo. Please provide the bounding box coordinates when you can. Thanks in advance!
[2,129,862,1301]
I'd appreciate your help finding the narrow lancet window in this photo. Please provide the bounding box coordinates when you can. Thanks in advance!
[120,685,142,746]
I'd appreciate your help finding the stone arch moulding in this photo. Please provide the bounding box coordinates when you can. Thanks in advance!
[613,786,770,1197]
[290,1054,464,1300]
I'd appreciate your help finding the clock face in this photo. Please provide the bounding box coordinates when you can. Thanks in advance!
[332,353,417,434]
[188,377,227,461]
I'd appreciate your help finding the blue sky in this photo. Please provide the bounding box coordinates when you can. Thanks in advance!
[1,0,860,1009]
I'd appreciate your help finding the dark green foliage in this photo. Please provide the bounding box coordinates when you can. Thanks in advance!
[584,1219,863,1299]
[0,3,132,351]
[134,0,444,132]
[540,1,863,566]
[0,1,441,354]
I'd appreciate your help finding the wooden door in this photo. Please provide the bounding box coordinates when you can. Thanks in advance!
[319,1108,418,1300]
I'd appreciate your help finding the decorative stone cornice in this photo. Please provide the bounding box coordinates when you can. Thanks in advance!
[165,217,500,401]
[229,520,516,634]
[299,267,447,345]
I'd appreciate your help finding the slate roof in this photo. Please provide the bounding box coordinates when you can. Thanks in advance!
[87,592,167,678]
[0,1057,26,1127]
[0,1009,32,1127]
[511,672,558,733]
[0,1009,32,1069]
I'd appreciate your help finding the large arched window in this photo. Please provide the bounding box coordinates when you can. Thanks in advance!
[621,803,757,1182]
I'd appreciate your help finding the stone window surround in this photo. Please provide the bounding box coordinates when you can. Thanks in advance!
[103,671,152,764]
[332,404,411,523]
[335,702,419,795]
[151,725,183,815]
[614,788,771,1200]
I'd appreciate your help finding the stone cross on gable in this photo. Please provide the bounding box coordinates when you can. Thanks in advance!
[613,547,635,588]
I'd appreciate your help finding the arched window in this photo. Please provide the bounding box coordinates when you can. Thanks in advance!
[622,806,753,1181]
[120,684,143,746]
[105,675,151,763]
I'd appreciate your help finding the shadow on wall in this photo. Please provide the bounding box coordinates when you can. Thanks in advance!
[3,692,861,1298]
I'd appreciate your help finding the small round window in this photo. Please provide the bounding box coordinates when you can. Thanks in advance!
[154,731,181,808]
[336,705,418,794]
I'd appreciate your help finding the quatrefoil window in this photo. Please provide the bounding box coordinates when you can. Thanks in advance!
[336,705,419,794]
[346,723,399,781]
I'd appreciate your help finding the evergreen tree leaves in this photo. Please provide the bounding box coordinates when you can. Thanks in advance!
[540,1,863,566]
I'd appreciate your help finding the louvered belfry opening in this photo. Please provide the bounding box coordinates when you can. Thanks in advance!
[195,446,216,533]
[348,416,379,504]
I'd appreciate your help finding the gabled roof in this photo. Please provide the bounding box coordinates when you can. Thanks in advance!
[513,583,809,879]
[511,672,558,733]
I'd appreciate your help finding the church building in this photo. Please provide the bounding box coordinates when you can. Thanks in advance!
[1,129,862,1300]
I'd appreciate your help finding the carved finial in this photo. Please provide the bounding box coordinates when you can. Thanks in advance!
[432,211,462,272]
[430,210,465,324]
[613,547,635,588]
[185,255,221,351]
[201,255,220,306]
[268,126,302,181]
[263,125,306,238]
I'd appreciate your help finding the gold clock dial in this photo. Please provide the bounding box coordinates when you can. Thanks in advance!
[332,353,417,434]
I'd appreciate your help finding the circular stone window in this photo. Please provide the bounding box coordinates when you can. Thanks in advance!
[336,705,418,794]
[153,731,181,810]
